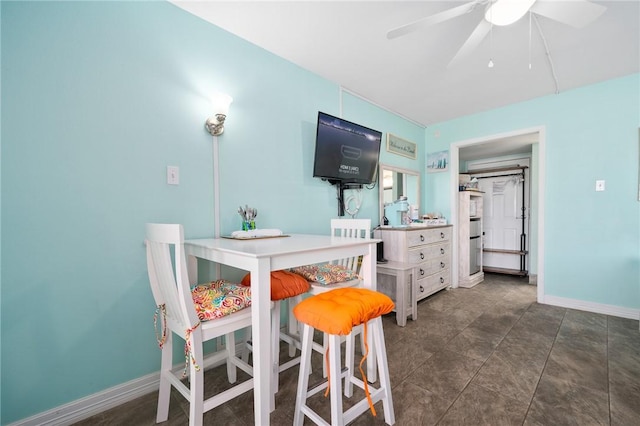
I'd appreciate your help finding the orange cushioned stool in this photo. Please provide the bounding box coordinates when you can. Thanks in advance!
[293,287,396,426]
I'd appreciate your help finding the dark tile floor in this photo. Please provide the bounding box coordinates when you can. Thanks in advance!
[74,273,640,425]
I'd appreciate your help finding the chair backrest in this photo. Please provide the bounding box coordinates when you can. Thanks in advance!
[330,218,371,239]
[330,218,371,272]
[145,223,199,333]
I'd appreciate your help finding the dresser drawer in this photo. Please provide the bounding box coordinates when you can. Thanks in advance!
[407,241,449,264]
[416,257,449,278]
[406,227,451,248]
[417,270,450,301]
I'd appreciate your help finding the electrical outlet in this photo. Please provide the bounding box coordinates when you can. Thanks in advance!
[595,180,605,192]
[167,166,179,185]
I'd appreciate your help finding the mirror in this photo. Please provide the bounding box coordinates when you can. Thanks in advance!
[378,164,420,227]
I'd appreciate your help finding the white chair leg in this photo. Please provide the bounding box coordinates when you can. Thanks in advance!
[189,337,205,426]
[294,324,314,426]
[344,331,355,398]
[271,301,281,396]
[322,332,330,378]
[241,327,252,364]
[156,332,173,423]
[372,317,395,425]
[225,332,237,383]
[287,296,300,357]
[328,334,344,426]
[364,323,377,383]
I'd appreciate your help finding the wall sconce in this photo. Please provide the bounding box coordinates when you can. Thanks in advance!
[205,92,233,136]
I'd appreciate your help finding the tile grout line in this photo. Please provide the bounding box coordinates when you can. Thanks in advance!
[457,299,537,425]
[433,288,532,425]
[519,307,567,424]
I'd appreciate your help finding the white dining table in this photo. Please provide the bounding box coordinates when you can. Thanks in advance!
[184,233,380,425]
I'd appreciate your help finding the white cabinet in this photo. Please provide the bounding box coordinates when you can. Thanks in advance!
[375,225,452,305]
[458,191,484,288]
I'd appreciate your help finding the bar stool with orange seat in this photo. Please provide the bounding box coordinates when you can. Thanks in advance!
[293,287,396,426]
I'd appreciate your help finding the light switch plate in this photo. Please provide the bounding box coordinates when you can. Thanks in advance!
[167,166,179,185]
[595,180,605,192]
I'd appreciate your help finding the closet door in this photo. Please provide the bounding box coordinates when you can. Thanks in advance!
[479,175,525,271]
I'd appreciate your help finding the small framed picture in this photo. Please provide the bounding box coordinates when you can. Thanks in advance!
[386,133,417,160]
[427,150,449,173]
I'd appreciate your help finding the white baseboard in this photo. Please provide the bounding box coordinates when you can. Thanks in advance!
[8,342,250,426]
[543,295,640,321]
[7,373,160,426]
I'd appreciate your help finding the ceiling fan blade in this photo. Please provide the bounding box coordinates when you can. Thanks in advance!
[530,0,606,28]
[448,19,492,68]
[387,0,482,40]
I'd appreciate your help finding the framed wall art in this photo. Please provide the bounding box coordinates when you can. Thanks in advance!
[427,150,449,173]
[386,133,417,160]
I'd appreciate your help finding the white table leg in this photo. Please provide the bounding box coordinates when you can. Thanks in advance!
[251,258,273,424]
[361,245,377,382]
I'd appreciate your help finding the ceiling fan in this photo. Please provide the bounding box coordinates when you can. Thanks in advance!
[387,0,607,67]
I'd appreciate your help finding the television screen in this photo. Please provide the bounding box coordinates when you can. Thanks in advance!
[313,111,382,185]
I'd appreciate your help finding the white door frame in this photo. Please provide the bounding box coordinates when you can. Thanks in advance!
[449,126,545,303]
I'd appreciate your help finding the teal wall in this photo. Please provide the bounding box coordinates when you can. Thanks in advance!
[425,74,640,309]
[1,1,638,424]
[0,1,423,423]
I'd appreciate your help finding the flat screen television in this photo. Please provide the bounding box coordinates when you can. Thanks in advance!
[313,111,382,185]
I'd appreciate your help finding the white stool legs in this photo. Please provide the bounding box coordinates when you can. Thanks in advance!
[294,317,395,426]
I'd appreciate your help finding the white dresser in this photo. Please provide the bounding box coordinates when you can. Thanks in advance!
[374,225,452,307]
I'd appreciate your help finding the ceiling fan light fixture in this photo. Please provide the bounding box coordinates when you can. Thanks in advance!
[485,0,537,26]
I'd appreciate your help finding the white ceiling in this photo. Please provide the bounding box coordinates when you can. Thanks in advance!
[170,0,639,128]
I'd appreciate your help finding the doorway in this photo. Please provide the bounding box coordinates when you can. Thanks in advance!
[469,159,530,275]
[449,127,545,304]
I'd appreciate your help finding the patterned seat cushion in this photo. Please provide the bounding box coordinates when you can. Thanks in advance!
[289,264,359,285]
[191,280,251,321]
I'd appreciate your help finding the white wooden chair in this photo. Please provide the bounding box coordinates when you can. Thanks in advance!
[145,223,253,426]
[288,218,371,375]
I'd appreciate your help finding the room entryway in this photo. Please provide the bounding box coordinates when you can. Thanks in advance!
[449,127,545,303]
[469,159,530,276]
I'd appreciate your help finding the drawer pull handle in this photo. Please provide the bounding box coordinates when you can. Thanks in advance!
[419,285,424,293]
[420,235,425,242]
[440,277,444,283]
[440,232,445,239]
[440,262,445,268]
[420,252,424,260]
[440,248,445,255]
[420,268,425,276]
